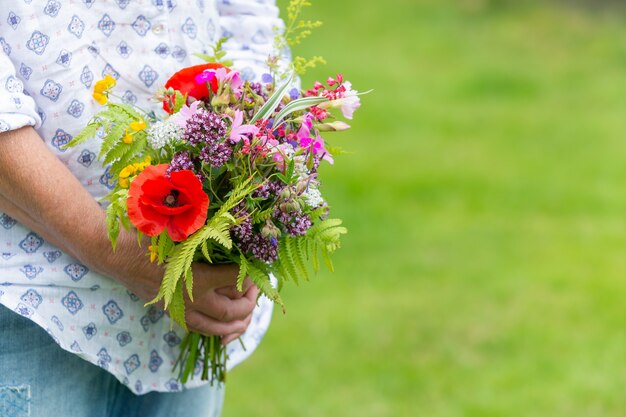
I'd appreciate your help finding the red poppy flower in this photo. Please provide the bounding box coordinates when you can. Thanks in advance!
[163,63,229,113]
[127,164,209,242]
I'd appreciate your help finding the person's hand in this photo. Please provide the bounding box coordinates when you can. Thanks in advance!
[185,265,259,343]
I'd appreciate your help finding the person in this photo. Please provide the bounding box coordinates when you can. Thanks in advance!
[0,1,290,416]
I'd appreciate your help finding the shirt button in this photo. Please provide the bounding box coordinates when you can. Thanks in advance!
[152,23,165,34]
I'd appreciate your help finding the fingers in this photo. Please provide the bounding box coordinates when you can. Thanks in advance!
[186,310,248,337]
[215,277,254,299]
[190,285,259,323]
[222,312,253,345]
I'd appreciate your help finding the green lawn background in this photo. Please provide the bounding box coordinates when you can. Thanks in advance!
[226,1,626,416]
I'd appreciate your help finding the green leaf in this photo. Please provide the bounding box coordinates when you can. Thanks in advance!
[184,267,194,302]
[247,261,284,313]
[168,279,187,331]
[236,255,249,292]
[250,73,294,124]
[278,236,300,285]
[173,91,187,113]
[201,240,212,263]
[99,123,127,161]
[64,122,100,149]
[105,202,120,251]
[108,102,144,121]
[273,96,327,127]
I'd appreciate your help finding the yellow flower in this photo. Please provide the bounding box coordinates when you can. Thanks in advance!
[119,165,136,179]
[122,132,133,144]
[92,92,108,105]
[95,75,116,91]
[118,177,130,189]
[129,120,147,131]
[92,75,116,105]
[148,245,158,263]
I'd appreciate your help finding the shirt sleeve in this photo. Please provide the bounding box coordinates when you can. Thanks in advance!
[216,0,292,83]
[0,50,41,133]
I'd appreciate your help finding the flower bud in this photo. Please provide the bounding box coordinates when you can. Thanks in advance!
[261,220,281,239]
[315,121,351,132]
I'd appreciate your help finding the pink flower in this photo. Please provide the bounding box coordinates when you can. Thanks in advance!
[195,68,243,94]
[224,71,243,93]
[169,100,201,128]
[297,113,333,164]
[318,81,361,120]
[229,110,259,143]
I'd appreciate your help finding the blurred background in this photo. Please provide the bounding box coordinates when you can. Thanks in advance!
[226,0,626,416]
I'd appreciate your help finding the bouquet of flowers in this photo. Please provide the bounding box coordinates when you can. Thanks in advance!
[66,57,362,383]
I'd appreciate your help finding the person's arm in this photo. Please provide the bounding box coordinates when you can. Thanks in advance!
[0,125,257,339]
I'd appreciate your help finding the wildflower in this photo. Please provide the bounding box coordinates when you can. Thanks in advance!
[148,245,158,263]
[129,120,147,131]
[318,81,361,119]
[169,100,201,129]
[163,63,227,113]
[183,109,227,146]
[127,164,209,241]
[92,75,116,105]
[122,132,133,144]
[297,113,334,164]
[147,120,183,149]
[229,110,259,143]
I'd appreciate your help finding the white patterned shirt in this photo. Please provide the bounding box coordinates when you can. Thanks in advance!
[0,0,287,395]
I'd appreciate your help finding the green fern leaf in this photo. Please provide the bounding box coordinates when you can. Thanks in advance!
[236,255,249,292]
[99,122,127,160]
[247,261,284,313]
[287,236,309,281]
[64,122,100,149]
[168,279,187,331]
[184,267,194,302]
[278,237,300,285]
[200,240,212,263]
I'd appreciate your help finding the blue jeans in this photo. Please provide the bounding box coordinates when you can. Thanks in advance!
[0,304,224,417]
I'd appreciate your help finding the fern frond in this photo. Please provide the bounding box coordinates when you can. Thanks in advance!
[287,236,309,281]
[247,261,285,313]
[277,237,300,285]
[108,102,144,121]
[64,122,100,149]
[105,202,120,251]
[168,279,187,331]
[98,122,127,160]
[236,255,249,292]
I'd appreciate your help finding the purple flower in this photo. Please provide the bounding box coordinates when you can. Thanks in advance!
[289,88,300,100]
[183,109,227,146]
[167,151,195,176]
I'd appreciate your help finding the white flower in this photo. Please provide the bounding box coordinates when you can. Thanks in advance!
[147,120,182,149]
[303,186,325,208]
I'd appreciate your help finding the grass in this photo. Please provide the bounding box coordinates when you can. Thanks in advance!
[225,1,626,416]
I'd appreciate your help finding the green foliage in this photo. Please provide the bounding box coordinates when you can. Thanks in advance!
[292,55,326,76]
[272,0,325,77]
[272,218,347,293]
[63,122,100,149]
[250,73,295,123]
[104,189,129,250]
[272,96,328,127]
[194,37,234,67]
